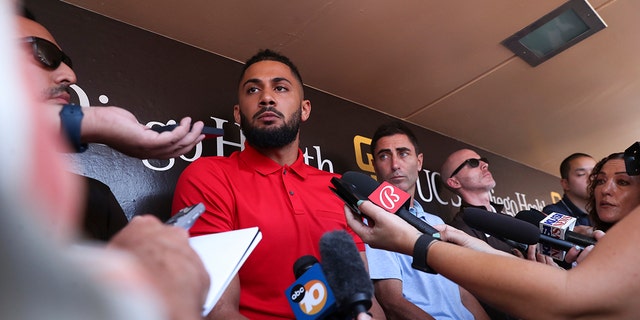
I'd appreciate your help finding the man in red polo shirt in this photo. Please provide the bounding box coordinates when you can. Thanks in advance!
[172,49,383,319]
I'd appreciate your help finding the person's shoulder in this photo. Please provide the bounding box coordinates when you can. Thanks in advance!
[178,154,240,180]
[302,164,340,178]
[542,201,565,215]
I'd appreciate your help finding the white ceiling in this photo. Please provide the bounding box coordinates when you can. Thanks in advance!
[63,0,640,176]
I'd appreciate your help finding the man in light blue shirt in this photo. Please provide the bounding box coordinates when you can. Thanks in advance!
[366,122,488,320]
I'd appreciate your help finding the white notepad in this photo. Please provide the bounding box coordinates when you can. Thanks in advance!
[189,227,262,316]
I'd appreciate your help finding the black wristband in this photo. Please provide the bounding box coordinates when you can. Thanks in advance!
[59,104,87,152]
[411,234,439,274]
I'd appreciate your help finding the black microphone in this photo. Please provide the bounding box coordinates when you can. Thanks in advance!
[515,210,597,247]
[341,171,439,236]
[319,230,373,319]
[462,207,578,251]
[294,255,320,279]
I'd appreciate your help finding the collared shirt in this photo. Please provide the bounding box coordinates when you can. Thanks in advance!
[366,201,474,320]
[542,194,591,226]
[172,143,362,319]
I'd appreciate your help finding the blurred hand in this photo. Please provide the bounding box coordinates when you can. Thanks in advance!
[434,224,500,255]
[108,215,209,320]
[82,106,205,159]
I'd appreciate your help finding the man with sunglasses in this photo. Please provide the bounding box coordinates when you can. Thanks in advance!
[15,13,209,320]
[18,13,205,159]
[441,149,518,254]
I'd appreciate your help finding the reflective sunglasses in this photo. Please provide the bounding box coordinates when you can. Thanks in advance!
[22,36,73,70]
[449,157,489,178]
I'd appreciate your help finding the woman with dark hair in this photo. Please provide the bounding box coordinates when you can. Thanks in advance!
[586,152,640,232]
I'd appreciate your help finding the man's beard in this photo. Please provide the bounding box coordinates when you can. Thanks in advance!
[240,106,302,149]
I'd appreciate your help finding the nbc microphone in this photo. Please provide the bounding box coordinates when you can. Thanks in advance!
[515,210,597,247]
[462,207,578,251]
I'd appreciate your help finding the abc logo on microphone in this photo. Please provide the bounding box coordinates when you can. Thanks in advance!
[289,279,329,315]
[285,263,337,319]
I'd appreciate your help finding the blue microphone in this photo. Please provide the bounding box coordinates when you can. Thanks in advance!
[285,255,337,319]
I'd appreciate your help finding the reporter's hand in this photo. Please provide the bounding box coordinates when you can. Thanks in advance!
[345,201,421,256]
[108,215,209,320]
[82,106,205,159]
[433,224,499,254]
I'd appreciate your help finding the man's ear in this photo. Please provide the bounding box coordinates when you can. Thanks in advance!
[560,178,570,192]
[416,153,424,171]
[233,105,241,124]
[446,177,461,190]
[301,100,311,122]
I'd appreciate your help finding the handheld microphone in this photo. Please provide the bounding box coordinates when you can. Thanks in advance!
[462,207,578,252]
[286,256,337,319]
[319,230,373,319]
[516,210,597,247]
[339,171,439,236]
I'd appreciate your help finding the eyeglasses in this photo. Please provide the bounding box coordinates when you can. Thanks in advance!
[449,157,489,178]
[22,36,73,70]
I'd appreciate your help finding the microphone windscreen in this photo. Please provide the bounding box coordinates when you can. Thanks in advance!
[293,255,319,279]
[463,207,540,245]
[342,171,379,196]
[515,209,547,226]
[319,230,373,306]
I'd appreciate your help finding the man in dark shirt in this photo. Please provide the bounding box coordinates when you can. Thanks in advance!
[542,153,596,227]
[440,149,518,254]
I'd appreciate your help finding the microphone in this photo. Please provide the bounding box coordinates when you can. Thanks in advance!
[462,207,578,251]
[340,171,439,236]
[319,230,373,319]
[286,255,338,319]
[516,210,597,247]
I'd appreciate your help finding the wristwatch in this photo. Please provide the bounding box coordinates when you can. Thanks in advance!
[59,104,88,152]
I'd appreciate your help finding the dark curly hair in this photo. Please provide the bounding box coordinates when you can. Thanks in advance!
[585,152,625,231]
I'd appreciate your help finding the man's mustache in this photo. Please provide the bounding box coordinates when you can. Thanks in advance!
[253,107,284,120]
[46,84,71,98]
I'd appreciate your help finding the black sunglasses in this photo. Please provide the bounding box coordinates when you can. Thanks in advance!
[22,36,73,70]
[449,157,489,178]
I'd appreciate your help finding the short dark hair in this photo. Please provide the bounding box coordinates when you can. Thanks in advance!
[370,121,421,156]
[238,49,304,94]
[560,153,593,179]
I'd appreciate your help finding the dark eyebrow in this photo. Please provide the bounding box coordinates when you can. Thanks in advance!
[375,147,411,156]
[242,78,262,88]
[272,77,293,85]
[242,77,293,88]
[376,148,392,156]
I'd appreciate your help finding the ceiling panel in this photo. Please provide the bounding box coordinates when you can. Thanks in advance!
[63,0,637,176]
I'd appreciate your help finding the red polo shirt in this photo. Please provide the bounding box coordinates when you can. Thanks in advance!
[172,143,363,319]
